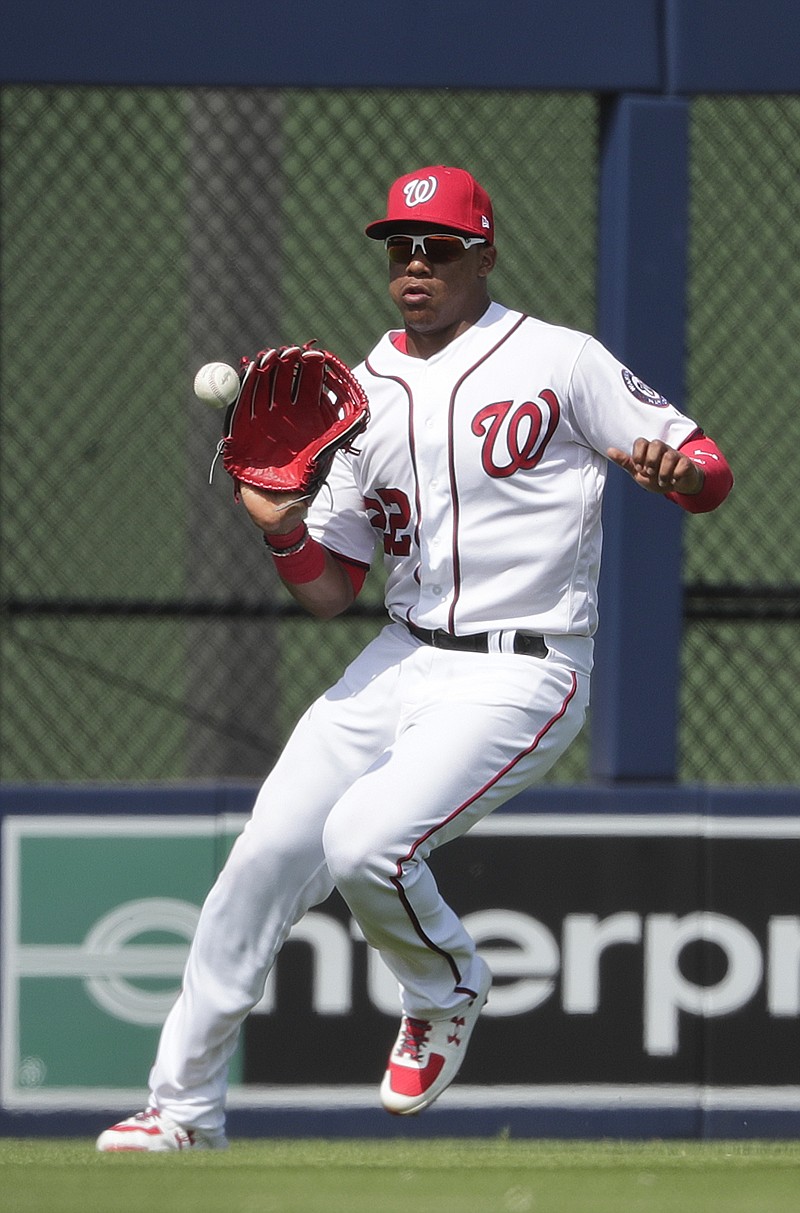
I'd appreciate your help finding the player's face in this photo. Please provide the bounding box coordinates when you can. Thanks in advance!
[386,226,497,357]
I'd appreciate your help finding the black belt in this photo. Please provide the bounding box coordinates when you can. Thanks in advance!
[405,621,547,659]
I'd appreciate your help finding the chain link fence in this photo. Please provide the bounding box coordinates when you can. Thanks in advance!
[681,95,800,782]
[0,87,797,784]
[0,87,595,782]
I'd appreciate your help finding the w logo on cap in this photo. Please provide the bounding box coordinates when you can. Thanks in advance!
[403,177,438,208]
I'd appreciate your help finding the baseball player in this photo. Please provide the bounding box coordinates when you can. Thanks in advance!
[97,165,732,1151]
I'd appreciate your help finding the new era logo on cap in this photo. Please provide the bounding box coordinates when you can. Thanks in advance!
[366,166,494,243]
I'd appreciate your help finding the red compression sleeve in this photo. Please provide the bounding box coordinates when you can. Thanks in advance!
[263,524,326,583]
[667,433,734,514]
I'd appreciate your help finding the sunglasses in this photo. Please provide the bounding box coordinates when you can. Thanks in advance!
[385,232,487,264]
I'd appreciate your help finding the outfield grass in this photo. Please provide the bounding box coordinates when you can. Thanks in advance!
[2,1139,800,1213]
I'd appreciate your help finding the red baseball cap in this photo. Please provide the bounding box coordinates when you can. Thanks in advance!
[365,166,494,243]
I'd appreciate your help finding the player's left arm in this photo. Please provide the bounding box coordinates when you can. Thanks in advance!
[606,432,733,513]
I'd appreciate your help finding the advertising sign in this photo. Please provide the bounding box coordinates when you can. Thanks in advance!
[3,812,800,1113]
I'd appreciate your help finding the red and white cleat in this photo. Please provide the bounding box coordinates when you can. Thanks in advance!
[380,958,492,1115]
[96,1108,227,1152]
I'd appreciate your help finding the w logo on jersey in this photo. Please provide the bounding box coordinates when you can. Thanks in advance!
[471,391,560,478]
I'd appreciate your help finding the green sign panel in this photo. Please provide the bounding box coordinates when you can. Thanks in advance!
[1,816,242,1108]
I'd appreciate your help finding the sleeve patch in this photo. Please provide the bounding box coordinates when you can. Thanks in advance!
[621,368,670,408]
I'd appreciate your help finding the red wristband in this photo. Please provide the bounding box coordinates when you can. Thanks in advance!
[667,434,734,514]
[263,524,326,584]
[263,523,309,554]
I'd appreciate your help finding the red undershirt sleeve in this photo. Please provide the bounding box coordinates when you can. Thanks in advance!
[330,551,369,596]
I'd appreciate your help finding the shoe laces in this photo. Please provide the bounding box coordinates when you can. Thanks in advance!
[397,1016,432,1062]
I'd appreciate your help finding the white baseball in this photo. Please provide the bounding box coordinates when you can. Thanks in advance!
[193,362,240,408]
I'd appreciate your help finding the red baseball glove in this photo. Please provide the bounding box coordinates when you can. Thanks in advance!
[220,343,369,498]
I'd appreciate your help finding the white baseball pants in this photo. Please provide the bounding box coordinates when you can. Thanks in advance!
[148,623,590,1133]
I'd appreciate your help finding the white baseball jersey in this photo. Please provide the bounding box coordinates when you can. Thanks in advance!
[308,301,697,638]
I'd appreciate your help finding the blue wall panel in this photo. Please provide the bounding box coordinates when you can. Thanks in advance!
[4,0,799,93]
[665,0,800,94]
[592,95,690,780]
[0,0,662,89]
